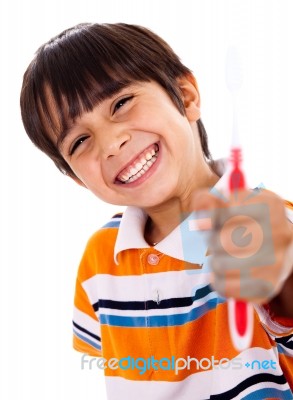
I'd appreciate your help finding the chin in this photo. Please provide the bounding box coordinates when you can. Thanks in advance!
[134,190,177,209]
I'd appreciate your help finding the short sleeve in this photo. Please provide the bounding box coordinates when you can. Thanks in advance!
[72,222,120,357]
[72,234,103,357]
[73,275,102,357]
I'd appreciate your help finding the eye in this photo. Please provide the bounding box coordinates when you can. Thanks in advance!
[69,135,90,156]
[112,96,133,114]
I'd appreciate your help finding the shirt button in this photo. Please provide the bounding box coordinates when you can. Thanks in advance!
[147,254,159,265]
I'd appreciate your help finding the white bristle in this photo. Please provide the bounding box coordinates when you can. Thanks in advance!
[225,46,243,147]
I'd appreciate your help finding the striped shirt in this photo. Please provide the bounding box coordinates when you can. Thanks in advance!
[73,202,293,400]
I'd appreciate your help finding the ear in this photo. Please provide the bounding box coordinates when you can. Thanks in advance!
[177,74,201,121]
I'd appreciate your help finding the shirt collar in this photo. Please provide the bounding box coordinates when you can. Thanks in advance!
[114,159,227,264]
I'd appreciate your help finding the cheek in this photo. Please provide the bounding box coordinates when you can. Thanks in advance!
[70,161,103,188]
[134,100,182,130]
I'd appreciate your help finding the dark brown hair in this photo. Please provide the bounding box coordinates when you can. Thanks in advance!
[20,23,212,178]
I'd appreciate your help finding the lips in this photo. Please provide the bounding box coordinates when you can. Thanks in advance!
[116,143,159,184]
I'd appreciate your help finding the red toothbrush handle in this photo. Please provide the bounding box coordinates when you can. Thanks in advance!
[229,148,245,191]
[228,148,253,350]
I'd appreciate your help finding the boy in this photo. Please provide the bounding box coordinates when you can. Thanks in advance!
[20,23,293,399]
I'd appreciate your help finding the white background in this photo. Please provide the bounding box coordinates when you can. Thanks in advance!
[0,0,292,399]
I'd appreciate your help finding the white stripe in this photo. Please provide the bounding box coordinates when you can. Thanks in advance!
[98,291,220,318]
[105,374,212,400]
[109,216,122,222]
[82,270,212,305]
[104,347,287,400]
[73,306,101,337]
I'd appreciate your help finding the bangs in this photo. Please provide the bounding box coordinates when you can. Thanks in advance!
[31,22,185,139]
[37,75,134,141]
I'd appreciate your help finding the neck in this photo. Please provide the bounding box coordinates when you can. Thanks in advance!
[143,162,220,246]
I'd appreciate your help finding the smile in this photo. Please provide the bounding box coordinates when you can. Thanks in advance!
[116,143,159,184]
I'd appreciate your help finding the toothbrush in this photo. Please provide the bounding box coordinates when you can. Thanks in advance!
[225,47,253,351]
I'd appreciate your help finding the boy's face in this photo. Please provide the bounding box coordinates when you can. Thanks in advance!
[55,78,210,209]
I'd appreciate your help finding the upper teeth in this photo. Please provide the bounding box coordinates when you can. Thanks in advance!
[117,145,159,183]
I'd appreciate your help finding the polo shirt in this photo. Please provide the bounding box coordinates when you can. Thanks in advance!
[73,172,293,399]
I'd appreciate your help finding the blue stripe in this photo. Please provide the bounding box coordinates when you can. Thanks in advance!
[99,298,222,327]
[277,343,293,357]
[242,387,293,400]
[73,328,102,351]
[73,320,101,342]
[277,343,286,354]
[102,220,121,228]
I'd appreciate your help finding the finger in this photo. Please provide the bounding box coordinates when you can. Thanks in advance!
[187,189,227,213]
[210,270,275,302]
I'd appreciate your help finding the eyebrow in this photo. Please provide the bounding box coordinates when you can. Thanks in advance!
[56,81,134,150]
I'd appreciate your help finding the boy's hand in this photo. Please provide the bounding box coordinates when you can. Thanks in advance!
[189,189,293,305]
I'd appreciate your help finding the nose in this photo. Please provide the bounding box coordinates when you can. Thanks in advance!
[99,129,131,159]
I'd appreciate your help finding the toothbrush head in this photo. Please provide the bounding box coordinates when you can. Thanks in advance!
[225,46,243,95]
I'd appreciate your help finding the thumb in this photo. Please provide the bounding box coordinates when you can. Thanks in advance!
[183,189,227,231]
